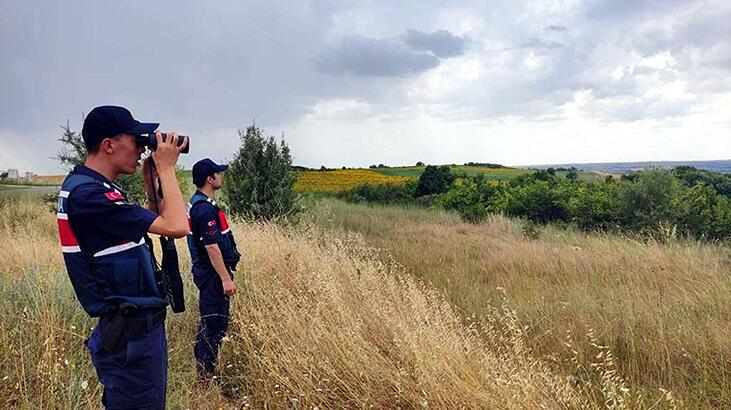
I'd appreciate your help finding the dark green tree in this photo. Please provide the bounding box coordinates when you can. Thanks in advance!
[675,182,731,240]
[415,165,454,197]
[224,123,299,220]
[567,182,620,230]
[673,166,731,197]
[617,169,681,233]
[438,177,488,223]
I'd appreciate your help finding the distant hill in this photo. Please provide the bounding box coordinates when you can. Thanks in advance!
[522,159,731,174]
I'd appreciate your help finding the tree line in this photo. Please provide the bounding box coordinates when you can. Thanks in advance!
[341,165,731,241]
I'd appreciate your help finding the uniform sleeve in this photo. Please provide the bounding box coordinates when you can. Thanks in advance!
[69,185,158,242]
[192,204,223,245]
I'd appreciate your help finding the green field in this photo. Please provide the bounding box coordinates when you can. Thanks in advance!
[369,165,604,182]
[370,165,526,179]
[0,184,58,198]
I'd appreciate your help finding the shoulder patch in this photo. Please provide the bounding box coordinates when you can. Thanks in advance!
[104,192,124,201]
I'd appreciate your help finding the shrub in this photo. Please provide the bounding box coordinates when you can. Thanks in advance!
[415,165,454,197]
[675,182,731,240]
[339,181,417,205]
[490,176,572,223]
[567,182,620,231]
[438,178,488,223]
[616,169,681,233]
[224,123,299,220]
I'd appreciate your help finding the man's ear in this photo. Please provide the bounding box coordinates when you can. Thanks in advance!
[100,138,115,154]
[207,175,214,185]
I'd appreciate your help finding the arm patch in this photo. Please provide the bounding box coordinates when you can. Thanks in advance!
[104,192,124,201]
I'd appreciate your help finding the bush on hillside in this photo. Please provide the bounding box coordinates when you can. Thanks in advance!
[339,181,417,205]
[489,174,573,223]
[438,177,489,223]
[675,182,731,240]
[567,182,620,231]
[673,166,731,197]
[616,169,682,233]
[415,165,454,197]
[432,167,731,241]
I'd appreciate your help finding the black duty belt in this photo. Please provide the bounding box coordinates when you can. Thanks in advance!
[99,307,167,353]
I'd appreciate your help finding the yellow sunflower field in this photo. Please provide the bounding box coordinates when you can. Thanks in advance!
[293,169,409,192]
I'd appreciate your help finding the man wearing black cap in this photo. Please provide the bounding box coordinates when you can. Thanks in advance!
[187,158,241,380]
[56,105,189,409]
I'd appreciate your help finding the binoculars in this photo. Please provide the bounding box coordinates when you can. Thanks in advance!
[136,133,190,154]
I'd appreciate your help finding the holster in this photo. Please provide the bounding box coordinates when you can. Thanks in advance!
[99,306,166,353]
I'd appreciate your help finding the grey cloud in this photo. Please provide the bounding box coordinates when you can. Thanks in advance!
[544,25,566,32]
[589,95,694,122]
[403,29,467,58]
[516,38,564,53]
[584,0,689,21]
[316,36,440,77]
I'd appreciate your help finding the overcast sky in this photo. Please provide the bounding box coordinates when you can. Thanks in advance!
[1,0,729,174]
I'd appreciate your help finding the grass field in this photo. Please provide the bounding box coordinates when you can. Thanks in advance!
[32,175,65,185]
[2,196,625,408]
[3,191,717,407]
[309,198,731,408]
[0,184,58,198]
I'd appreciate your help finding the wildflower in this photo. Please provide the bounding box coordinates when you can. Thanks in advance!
[81,380,88,390]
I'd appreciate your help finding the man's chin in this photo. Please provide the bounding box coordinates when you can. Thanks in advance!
[122,163,139,175]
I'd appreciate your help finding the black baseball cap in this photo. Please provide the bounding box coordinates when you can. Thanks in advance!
[81,105,159,150]
[193,158,229,186]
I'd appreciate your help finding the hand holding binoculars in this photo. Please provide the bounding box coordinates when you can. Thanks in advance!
[136,133,190,154]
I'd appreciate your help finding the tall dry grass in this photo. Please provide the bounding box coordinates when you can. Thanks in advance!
[310,198,731,408]
[0,196,618,408]
[220,224,589,408]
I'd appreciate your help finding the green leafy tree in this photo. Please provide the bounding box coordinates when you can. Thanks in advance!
[617,169,681,233]
[415,165,454,197]
[490,173,572,223]
[340,180,417,205]
[675,182,731,240]
[509,180,572,222]
[673,166,731,198]
[53,121,87,170]
[438,177,488,223]
[224,123,299,220]
[567,182,620,231]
